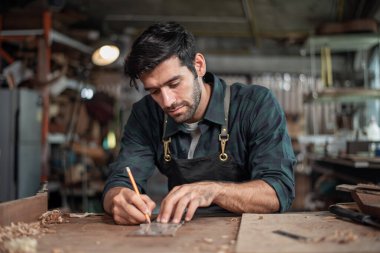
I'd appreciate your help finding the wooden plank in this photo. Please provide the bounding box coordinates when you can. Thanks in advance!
[36,215,240,253]
[0,192,47,226]
[236,212,380,253]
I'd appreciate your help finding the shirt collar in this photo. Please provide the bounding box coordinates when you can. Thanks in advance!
[164,72,226,138]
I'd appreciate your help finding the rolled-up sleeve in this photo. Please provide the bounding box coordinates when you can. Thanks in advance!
[248,89,296,212]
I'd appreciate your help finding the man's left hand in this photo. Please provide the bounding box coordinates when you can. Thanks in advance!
[157,181,222,223]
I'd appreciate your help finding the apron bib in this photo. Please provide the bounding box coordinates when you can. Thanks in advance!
[157,85,250,214]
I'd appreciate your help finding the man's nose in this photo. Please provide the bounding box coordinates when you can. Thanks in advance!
[161,87,175,108]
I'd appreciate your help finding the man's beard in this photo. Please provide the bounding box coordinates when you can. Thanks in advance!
[165,78,202,123]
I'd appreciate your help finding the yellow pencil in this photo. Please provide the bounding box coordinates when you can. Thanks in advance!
[126,167,151,224]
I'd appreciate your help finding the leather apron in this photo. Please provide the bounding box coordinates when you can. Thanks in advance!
[157,85,251,214]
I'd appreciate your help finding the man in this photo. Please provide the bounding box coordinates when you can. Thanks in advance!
[103,22,296,225]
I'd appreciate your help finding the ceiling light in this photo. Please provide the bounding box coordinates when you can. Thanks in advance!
[91,44,120,66]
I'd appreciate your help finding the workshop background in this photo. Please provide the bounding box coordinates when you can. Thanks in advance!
[1,0,380,213]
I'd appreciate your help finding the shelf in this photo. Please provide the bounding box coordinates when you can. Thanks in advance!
[304,33,380,53]
[0,29,93,54]
[304,88,380,103]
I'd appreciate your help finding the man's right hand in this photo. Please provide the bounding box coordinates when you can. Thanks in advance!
[103,187,156,225]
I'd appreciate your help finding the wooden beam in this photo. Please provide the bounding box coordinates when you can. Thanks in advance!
[0,47,15,64]
[40,11,52,183]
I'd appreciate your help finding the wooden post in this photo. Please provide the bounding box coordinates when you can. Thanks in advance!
[39,11,52,183]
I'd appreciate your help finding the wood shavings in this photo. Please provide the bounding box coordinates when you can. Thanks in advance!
[230,218,238,222]
[258,216,264,220]
[3,237,37,253]
[0,222,54,253]
[0,222,47,243]
[68,212,101,218]
[39,210,65,226]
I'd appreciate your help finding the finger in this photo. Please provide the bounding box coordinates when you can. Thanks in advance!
[112,201,142,225]
[113,191,149,224]
[184,199,200,222]
[156,186,182,222]
[141,194,156,214]
[124,203,148,223]
[114,212,140,225]
[171,194,190,223]
[159,187,187,223]
[128,192,151,215]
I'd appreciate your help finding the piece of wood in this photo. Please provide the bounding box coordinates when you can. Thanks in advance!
[236,212,380,253]
[0,192,47,226]
[336,184,380,218]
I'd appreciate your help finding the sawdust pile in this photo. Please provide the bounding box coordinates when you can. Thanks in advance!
[0,222,54,253]
[0,209,66,253]
[3,237,37,253]
[39,209,65,226]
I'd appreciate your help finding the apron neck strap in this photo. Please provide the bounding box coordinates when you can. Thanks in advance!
[163,113,169,141]
[220,84,230,138]
[218,84,230,161]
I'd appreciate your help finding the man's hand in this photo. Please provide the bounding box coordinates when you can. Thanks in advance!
[157,182,222,224]
[157,180,280,224]
[103,187,156,225]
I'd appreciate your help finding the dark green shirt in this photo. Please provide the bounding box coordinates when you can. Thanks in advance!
[103,72,296,212]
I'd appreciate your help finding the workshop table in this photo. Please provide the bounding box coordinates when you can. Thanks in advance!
[37,215,240,253]
[34,212,380,253]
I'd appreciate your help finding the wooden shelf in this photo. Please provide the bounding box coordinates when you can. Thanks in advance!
[304,33,380,53]
[304,88,380,103]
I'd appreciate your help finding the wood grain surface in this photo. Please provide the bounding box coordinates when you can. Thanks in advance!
[236,212,380,253]
[37,215,240,253]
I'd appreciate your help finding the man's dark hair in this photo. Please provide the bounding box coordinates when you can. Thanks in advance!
[124,22,197,88]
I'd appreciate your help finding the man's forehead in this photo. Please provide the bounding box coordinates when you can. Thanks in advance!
[140,57,188,87]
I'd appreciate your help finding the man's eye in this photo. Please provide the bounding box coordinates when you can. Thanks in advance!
[169,82,180,88]
[150,89,160,95]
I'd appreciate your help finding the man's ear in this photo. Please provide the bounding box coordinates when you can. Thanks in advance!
[194,53,206,77]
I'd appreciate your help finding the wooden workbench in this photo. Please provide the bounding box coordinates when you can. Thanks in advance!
[33,212,380,253]
[37,215,240,253]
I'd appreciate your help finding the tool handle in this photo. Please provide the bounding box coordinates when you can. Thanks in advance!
[329,204,364,223]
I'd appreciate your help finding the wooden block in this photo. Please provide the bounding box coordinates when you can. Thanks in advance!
[0,192,47,226]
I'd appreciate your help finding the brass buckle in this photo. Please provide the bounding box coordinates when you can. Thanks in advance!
[163,137,172,162]
[218,134,229,161]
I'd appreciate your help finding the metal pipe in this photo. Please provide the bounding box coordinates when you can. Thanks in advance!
[0,29,44,36]
[51,30,93,54]
[0,29,92,54]
[241,0,260,47]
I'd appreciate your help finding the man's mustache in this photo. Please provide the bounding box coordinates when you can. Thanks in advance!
[164,101,187,112]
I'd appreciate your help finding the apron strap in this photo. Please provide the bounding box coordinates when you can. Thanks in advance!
[162,114,172,162]
[219,84,230,161]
